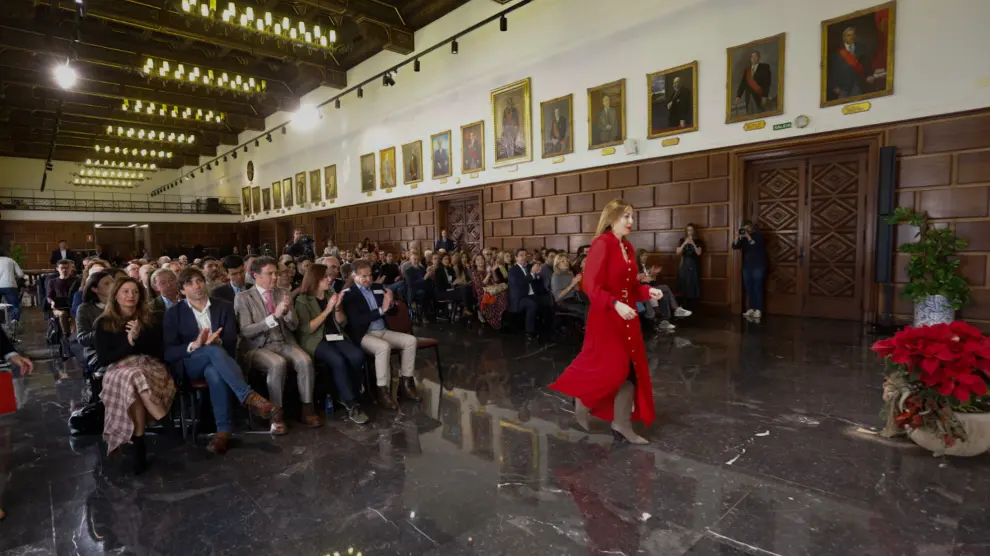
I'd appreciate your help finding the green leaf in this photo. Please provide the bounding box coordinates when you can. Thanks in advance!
[888,208,971,308]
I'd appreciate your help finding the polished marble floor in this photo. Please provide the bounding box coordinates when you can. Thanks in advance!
[1,312,989,556]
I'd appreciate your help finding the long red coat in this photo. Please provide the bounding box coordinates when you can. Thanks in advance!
[550,233,655,424]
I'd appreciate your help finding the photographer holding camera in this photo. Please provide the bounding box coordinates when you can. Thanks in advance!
[732,220,767,321]
[283,227,315,259]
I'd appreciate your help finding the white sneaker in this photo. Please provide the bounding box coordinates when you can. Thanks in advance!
[743,309,754,317]
[674,307,692,318]
[657,320,676,331]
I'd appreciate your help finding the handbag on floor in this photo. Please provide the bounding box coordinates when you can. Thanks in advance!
[0,372,15,416]
[68,401,105,436]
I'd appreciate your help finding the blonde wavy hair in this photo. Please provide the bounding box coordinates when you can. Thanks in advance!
[594,199,634,237]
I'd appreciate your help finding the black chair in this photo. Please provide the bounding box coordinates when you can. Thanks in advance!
[175,379,210,445]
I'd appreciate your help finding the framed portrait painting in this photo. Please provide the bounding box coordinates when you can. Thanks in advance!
[294,172,307,204]
[402,140,423,185]
[648,61,699,138]
[540,94,573,158]
[282,177,294,208]
[251,187,261,215]
[431,131,452,179]
[262,187,272,211]
[380,147,397,189]
[324,165,337,200]
[360,152,376,192]
[821,1,895,107]
[241,186,252,215]
[588,79,626,150]
[726,33,786,124]
[461,120,485,173]
[491,77,532,166]
[309,169,321,203]
[272,180,282,209]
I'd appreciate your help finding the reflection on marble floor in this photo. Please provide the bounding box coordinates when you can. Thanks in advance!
[1,314,989,555]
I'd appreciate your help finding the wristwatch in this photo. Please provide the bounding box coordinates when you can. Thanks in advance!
[612,300,619,307]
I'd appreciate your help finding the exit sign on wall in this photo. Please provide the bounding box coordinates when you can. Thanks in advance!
[773,122,793,131]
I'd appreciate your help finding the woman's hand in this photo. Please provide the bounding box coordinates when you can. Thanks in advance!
[614,301,637,320]
[571,273,583,286]
[125,319,141,346]
[648,288,664,301]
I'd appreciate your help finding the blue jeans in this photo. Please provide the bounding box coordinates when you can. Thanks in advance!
[183,345,253,433]
[742,267,766,312]
[313,339,366,404]
[0,287,21,321]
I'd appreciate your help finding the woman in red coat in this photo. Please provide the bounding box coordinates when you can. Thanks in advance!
[549,200,664,444]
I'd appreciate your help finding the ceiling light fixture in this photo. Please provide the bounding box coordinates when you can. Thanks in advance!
[106,126,195,144]
[121,100,224,123]
[266,133,273,142]
[254,139,260,147]
[232,151,237,159]
[180,0,337,51]
[53,62,78,90]
[141,57,266,95]
[335,99,341,109]
[414,59,420,72]
[92,146,172,159]
[451,40,458,54]
[383,72,395,87]
[357,87,363,98]
[500,15,508,32]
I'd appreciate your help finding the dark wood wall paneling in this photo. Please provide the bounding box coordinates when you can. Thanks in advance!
[335,196,436,252]
[152,223,243,255]
[0,221,94,268]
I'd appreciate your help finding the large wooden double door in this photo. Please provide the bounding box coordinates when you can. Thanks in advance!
[439,195,483,254]
[746,150,868,320]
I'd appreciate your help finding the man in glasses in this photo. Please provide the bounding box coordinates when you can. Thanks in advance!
[324,257,346,294]
[211,255,253,304]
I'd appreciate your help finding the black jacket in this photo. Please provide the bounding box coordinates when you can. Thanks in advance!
[93,314,163,370]
[434,238,456,252]
[508,264,548,312]
[211,282,253,304]
[162,298,239,383]
[339,283,397,345]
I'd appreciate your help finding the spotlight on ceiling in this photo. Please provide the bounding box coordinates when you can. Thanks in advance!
[243,145,248,153]
[335,98,341,109]
[357,87,363,98]
[451,40,458,54]
[200,167,204,174]
[266,133,272,143]
[223,155,228,162]
[53,62,78,90]
[414,59,420,72]
[232,151,237,159]
[383,72,395,87]
[206,163,212,170]
[500,15,507,32]
[255,139,260,147]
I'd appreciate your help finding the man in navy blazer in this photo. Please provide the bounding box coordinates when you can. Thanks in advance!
[508,248,552,339]
[434,229,456,253]
[163,267,282,454]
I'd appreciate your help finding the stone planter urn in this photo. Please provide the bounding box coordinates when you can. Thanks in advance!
[908,413,990,457]
[913,294,955,327]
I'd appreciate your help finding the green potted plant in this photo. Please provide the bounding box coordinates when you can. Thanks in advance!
[886,207,970,325]
[9,244,25,268]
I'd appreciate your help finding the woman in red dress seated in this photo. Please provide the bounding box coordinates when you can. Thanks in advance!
[549,200,664,444]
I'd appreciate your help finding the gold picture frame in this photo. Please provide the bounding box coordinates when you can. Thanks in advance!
[402,140,424,185]
[431,130,452,179]
[282,177,294,208]
[647,61,699,139]
[251,186,261,215]
[309,169,321,203]
[540,93,573,158]
[379,147,397,189]
[324,165,337,200]
[587,78,626,150]
[360,152,376,192]
[262,187,272,211]
[272,180,282,209]
[241,186,251,215]
[461,120,485,173]
[820,1,895,107]
[491,77,532,166]
[726,33,786,124]
[294,172,306,205]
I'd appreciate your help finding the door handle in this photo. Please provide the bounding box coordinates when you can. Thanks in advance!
[799,247,805,266]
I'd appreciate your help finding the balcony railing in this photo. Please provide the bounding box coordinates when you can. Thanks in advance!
[0,189,241,215]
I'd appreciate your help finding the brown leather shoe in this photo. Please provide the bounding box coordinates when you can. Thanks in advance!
[301,404,322,428]
[376,386,398,410]
[398,377,421,402]
[243,391,278,420]
[269,408,287,436]
[209,432,231,455]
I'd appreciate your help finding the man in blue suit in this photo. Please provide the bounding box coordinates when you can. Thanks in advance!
[163,267,283,454]
[508,248,552,340]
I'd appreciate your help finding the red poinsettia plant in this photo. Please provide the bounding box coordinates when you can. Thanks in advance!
[873,321,990,446]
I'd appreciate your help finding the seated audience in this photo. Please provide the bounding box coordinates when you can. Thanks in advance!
[47,259,78,348]
[402,252,432,310]
[157,256,171,267]
[125,262,141,280]
[636,249,690,331]
[294,264,369,425]
[540,249,557,291]
[163,268,283,454]
[433,253,475,318]
[151,268,181,311]
[551,253,589,322]
[243,255,257,284]
[201,257,223,291]
[212,255,253,303]
[234,256,318,432]
[508,248,553,340]
[295,255,313,289]
[178,254,189,266]
[276,263,294,290]
[139,264,156,294]
[338,259,419,410]
[168,261,183,274]
[323,239,339,258]
[472,254,508,329]
[74,270,114,399]
[95,277,175,474]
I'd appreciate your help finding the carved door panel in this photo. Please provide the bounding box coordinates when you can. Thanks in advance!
[441,197,483,254]
[749,160,804,317]
[747,150,867,320]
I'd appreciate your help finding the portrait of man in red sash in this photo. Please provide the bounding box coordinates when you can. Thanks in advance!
[822,3,895,106]
[726,33,784,123]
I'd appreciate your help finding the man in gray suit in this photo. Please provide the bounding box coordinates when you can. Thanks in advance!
[598,94,619,144]
[234,256,319,433]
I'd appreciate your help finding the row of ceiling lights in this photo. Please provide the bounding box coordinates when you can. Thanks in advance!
[80,169,147,179]
[85,160,157,170]
[120,100,224,123]
[73,178,137,186]
[142,57,266,94]
[181,0,338,50]
[94,145,173,158]
[106,126,196,144]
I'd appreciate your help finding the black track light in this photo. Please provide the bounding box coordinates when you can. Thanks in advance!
[206,163,212,170]
[383,72,395,87]
[357,87,363,98]
[223,155,228,162]
[243,145,248,153]
[199,167,204,174]
[335,98,341,109]
[451,40,458,54]
[266,133,272,143]
[255,139,260,147]
[281,126,286,135]
[500,15,507,32]
[232,151,237,160]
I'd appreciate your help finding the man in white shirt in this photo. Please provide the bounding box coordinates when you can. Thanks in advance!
[163,267,282,453]
[0,249,25,323]
[508,248,552,340]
